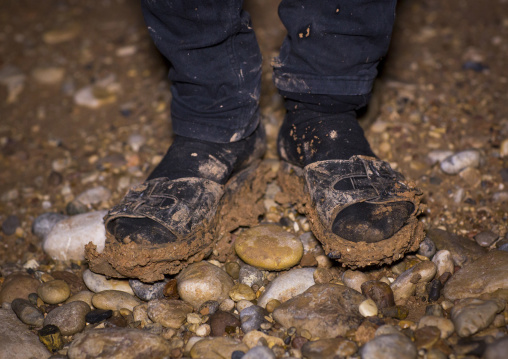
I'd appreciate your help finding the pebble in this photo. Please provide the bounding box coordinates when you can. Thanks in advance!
[273,284,364,338]
[73,186,111,207]
[443,251,508,300]
[360,333,417,359]
[177,261,234,310]
[425,304,444,317]
[361,280,395,309]
[92,290,141,311]
[38,324,62,352]
[2,215,20,235]
[415,326,441,349]
[127,134,145,152]
[11,298,44,326]
[147,299,193,329]
[440,149,482,174]
[133,303,152,327]
[234,224,303,270]
[198,300,220,316]
[265,299,281,313]
[301,338,358,359]
[32,67,65,85]
[52,270,87,293]
[229,283,256,302]
[65,290,94,309]
[342,270,369,293]
[129,279,166,301]
[257,267,315,308]
[74,84,117,109]
[427,228,486,266]
[195,324,211,337]
[209,310,241,336]
[225,262,241,279]
[0,309,50,358]
[0,65,25,103]
[474,231,499,247]
[43,210,108,261]
[32,213,68,239]
[242,346,276,359]
[359,299,378,317]
[391,261,437,304]
[451,298,505,337]
[381,305,409,320]
[0,273,40,304]
[242,330,285,348]
[240,305,267,333]
[428,279,443,302]
[375,324,401,337]
[239,264,264,287]
[189,338,248,359]
[37,280,71,304]
[219,298,235,312]
[432,250,454,277]
[418,316,455,339]
[483,336,508,359]
[86,309,113,324]
[68,328,171,359]
[43,301,90,335]
[418,237,436,258]
[42,23,80,44]
[82,269,134,294]
[427,150,454,165]
[237,299,254,312]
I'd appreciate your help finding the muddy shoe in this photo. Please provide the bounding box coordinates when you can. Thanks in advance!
[86,126,274,282]
[278,156,425,268]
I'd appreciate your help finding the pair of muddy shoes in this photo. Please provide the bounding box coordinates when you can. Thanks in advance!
[86,118,424,282]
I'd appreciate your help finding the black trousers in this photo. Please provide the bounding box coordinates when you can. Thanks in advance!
[141,0,397,143]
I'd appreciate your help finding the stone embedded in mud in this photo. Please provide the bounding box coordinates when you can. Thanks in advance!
[68,328,171,359]
[391,261,437,305]
[190,337,249,359]
[444,251,508,300]
[0,309,50,359]
[257,267,315,308]
[440,149,482,174]
[177,261,234,310]
[451,298,505,337]
[0,273,40,304]
[272,284,365,339]
[83,269,133,295]
[234,224,303,270]
[43,210,108,261]
[147,299,193,329]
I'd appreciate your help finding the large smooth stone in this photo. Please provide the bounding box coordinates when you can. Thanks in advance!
[190,337,249,359]
[257,267,315,308]
[44,301,91,335]
[234,225,303,270]
[43,210,107,261]
[361,333,417,359]
[147,299,193,329]
[451,298,505,337]
[444,251,508,300]
[68,328,171,359]
[427,229,486,266]
[91,290,140,311]
[273,284,364,338]
[0,309,50,359]
[82,269,133,295]
[177,262,234,310]
[0,274,40,304]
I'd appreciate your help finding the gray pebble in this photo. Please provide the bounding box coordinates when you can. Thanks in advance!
[242,346,276,359]
[198,300,220,316]
[11,298,44,326]
[2,215,20,235]
[239,305,267,333]
[418,237,436,258]
[129,279,166,301]
[239,265,263,288]
[32,213,68,239]
[361,334,416,359]
[474,231,499,247]
[498,244,508,252]
[483,336,508,359]
[44,301,91,335]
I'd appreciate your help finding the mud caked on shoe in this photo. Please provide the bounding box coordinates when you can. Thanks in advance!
[85,126,273,282]
[276,106,425,268]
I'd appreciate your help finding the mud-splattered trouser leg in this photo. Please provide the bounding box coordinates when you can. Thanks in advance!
[274,0,397,111]
[140,0,262,143]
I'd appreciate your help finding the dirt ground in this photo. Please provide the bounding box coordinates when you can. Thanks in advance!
[1,0,508,270]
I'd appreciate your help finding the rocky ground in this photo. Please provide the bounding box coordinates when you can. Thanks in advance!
[1,0,508,358]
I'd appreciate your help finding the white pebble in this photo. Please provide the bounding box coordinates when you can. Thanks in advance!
[440,149,482,174]
[359,299,378,317]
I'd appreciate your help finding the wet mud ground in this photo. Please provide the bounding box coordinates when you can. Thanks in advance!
[1,0,508,357]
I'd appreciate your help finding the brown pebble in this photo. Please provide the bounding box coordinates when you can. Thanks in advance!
[292,335,308,349]
[361,280,395,309]
[299,253,318,267]
[313,268,333,284]
[225,262,240,279]
[415,326,441,349]
[354,320,378,345]
[265,299,281,313]
[164,279,179,299]
[381,305,409,320]
[51,271,86,294]
[209,310,240,337]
